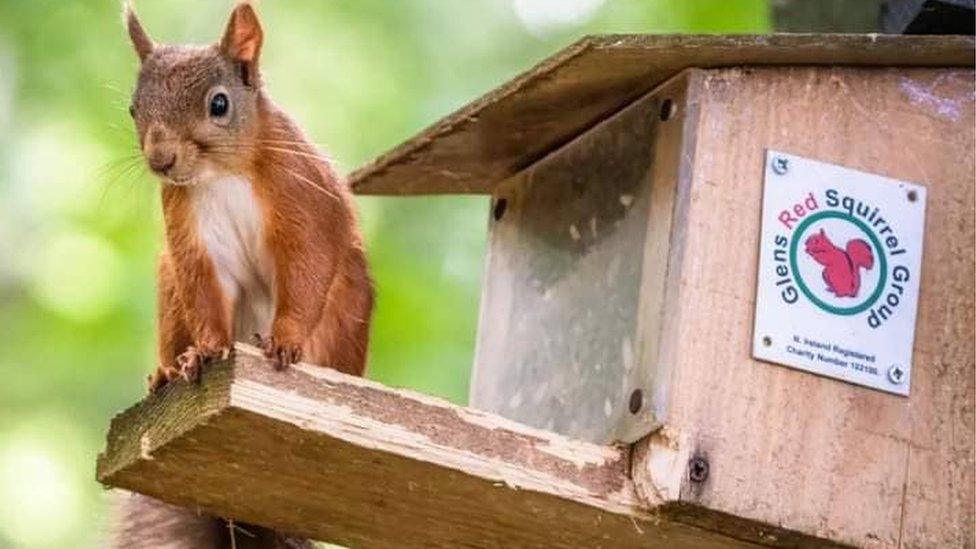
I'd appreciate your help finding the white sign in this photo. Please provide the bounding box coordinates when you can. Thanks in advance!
[753,151,926,396]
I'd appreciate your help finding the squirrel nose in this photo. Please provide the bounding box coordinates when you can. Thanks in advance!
[148,151,177,174]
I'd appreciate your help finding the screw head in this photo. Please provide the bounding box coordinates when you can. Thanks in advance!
[771,156,789,175]
[492,198,507,221]
[628,389,643,414]
[688,457,709,483]
[659,98,675,122]
[888,364,906,384]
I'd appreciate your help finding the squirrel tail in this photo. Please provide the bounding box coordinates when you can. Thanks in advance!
[846,239,874,270]
[108,491,314,548]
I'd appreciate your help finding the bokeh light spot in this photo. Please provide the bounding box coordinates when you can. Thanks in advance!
[30,231,124,322]
[512,0,606,36]
[0,427,83,546]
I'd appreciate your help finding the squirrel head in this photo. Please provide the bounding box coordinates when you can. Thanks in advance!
[805,228,832,252]
[804,228,834,257]
[124,2,264,185]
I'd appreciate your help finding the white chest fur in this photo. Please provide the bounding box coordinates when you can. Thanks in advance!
[190,176,275,338]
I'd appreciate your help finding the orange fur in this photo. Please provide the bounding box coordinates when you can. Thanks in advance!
[138,4,373,392]
[123,5,369,546]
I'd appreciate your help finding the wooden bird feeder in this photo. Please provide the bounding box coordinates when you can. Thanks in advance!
[98,34,976,547]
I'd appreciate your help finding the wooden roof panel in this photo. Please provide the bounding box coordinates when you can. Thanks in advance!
[350,34,975,195]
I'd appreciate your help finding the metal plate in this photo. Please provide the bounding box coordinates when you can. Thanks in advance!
[753,150,927,396]
[469,83,679,444]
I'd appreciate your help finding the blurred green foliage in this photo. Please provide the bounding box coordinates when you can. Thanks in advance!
[0,1,769,546]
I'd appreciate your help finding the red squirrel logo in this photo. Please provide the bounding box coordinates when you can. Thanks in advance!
[804,228,874,298]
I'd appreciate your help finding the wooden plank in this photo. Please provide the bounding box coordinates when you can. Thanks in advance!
[632,67,975,548]
[97,344,759,548]
[349,34,974,196]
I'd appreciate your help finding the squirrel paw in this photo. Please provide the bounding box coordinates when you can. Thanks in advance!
[253,333,302,371]
[147,365,182,394]
[176,345,233,384]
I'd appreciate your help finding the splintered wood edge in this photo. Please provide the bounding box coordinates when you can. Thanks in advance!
[97,361,236,483]
[97,344,636,504]
[348,34,974,195]
[101,344,719,546]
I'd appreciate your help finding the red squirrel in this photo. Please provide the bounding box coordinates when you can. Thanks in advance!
[115,4,371,547]
[804,228,874,298]
[124,3,373,393]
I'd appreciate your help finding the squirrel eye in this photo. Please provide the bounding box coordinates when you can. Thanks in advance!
[209,93,229,118]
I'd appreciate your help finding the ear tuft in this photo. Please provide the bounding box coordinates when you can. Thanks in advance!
[220,2,264,65]
[123,2,154,62]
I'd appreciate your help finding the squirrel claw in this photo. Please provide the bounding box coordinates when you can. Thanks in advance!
[176,346,202,383]
[147,365,182,394]
[254,334,302,371]
[176,345,233,384]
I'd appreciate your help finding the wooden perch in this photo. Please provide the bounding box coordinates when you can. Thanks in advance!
[97,344,760,548]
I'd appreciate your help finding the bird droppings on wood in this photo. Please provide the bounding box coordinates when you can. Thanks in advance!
[899,74,971,121]
[569,224,581,241]
[139,433,154,460]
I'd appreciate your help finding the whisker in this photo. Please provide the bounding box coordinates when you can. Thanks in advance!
[93,156,151,211]
[204,142,335,169]
[260,145,334,164]
[149,140,342,203]
[94,155,144,183]
[274,163,340,202]
[256,138,330,148]
[94,156,144,180]
[206,138,330,151]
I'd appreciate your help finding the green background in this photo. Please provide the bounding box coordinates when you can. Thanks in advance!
[0,1,769,546]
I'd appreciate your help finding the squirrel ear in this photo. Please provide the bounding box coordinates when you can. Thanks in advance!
[123,3,154,62]
[220,3,263,66]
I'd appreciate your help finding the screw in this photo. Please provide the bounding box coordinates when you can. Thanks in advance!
[888,364,906,384]
[492,198,507,221]
[907,189,918,203]
[659,98,674,122]
[689,457,709,483]
[628,389,643,414]
[771,156,789,175]
[762,336,772,347]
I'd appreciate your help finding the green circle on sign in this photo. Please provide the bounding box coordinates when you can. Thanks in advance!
[789,210,888,316]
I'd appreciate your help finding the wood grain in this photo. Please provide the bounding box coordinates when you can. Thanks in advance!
[98,344,757,548]
[632,67,975,548]
[349,34,974,196]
